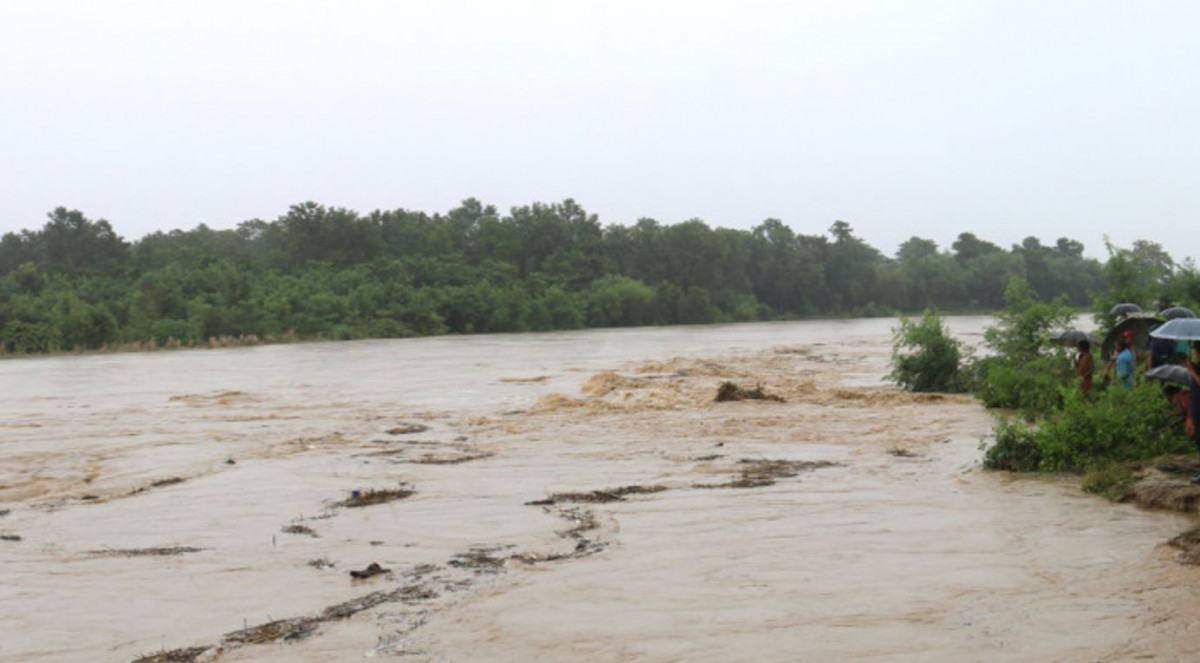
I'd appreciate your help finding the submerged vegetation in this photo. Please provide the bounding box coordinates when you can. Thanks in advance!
[0,199,1159,354]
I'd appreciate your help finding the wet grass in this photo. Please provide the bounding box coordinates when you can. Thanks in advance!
[334,486,415,508]
[715,381,785,403]
[1081,462,1136,501]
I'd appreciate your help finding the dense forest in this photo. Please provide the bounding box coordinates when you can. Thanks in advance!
[0,199,1195,353]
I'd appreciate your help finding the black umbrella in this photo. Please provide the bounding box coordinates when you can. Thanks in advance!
[1102,315,1158,361]
[1145,364,1193,386]
[1049,330,1100,347]
[1108,302,1143,317]
[1160,306,1197,320]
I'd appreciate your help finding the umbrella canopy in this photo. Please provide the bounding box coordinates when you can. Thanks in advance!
[1108,302,1143,317]
[1145,364,1193,387]
[1049,330,1100,347]
[1160,306,1197,320]
[1102,315,1158,361]
[1150,318,1200,341]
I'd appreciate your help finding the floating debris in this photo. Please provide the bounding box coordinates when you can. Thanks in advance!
[1,534,21,542]
[386,424,429,435]
[887,447,919,458]
[0,509,10,518]
[129,584,438,661]
[498,375,550,383]
[405,452,493,465]
[131,646,210,663]
[90,546,204,557]
[281,524,319,537]
[225,617,318,645]
[700,459,838,489]
[129,477,186,496]
[307,558,336,570]
[692,454,723,462]
[715,381,785,403]
[449,547,507,573]
[334,486,415,508]
[349,562,389,579]
[527,484,668,506]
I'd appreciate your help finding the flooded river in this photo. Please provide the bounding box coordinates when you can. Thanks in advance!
[2,317,1199,662]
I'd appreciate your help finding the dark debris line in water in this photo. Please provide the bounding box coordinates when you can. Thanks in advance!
[127,452,835,660]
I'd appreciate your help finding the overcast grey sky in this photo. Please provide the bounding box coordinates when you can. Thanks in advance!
[2,1,1197,261]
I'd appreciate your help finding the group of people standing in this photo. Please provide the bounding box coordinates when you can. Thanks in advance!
[1075,330,1200,453]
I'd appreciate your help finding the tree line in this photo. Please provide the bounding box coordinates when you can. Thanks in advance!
[0,198,1194,353]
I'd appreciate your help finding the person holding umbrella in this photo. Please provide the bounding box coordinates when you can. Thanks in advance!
[1076,339,1095,400]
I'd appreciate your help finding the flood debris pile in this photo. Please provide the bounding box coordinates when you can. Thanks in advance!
[405,451,494,465]
[449,547,509,573]
[386,423,429,435]
[526,484,668,506]
[132,585,440,662]
[129,476,186,496]
[90,546,205,557]
[349,562,389,579]
[131,646,210,663]
[513,506,607,564]
[715,381,785,403]
[701,458,837,489]
[334,486,415,508]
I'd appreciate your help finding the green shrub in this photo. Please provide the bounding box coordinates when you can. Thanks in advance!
[888,309,967,393]
[982,384,1192,474]
[982,419,1042,471]
[2,320,60,353]
[1035,384,1190,472]
[973,355,1066,418]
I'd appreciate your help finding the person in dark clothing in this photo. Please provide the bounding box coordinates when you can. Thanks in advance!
[1146,323,1179,370]
[1188,342,1200,484]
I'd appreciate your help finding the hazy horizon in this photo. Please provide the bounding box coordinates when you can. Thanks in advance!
[3,1,1198,262]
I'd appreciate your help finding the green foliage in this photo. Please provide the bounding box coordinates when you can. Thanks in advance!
[0,198,1153,354]
[983,385,1191,473]
[1034,385,1191,472]
[888,309,967,392]
[971,278,1076,417]
[982,419,1043,472]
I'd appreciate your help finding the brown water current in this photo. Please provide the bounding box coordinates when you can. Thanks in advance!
[3,317,1200,662]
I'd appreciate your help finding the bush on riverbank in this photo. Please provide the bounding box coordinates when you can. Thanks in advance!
[983,384,1191,473]
[887,309,969,393]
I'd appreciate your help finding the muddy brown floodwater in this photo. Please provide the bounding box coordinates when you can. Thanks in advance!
[2,317,1199,662]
